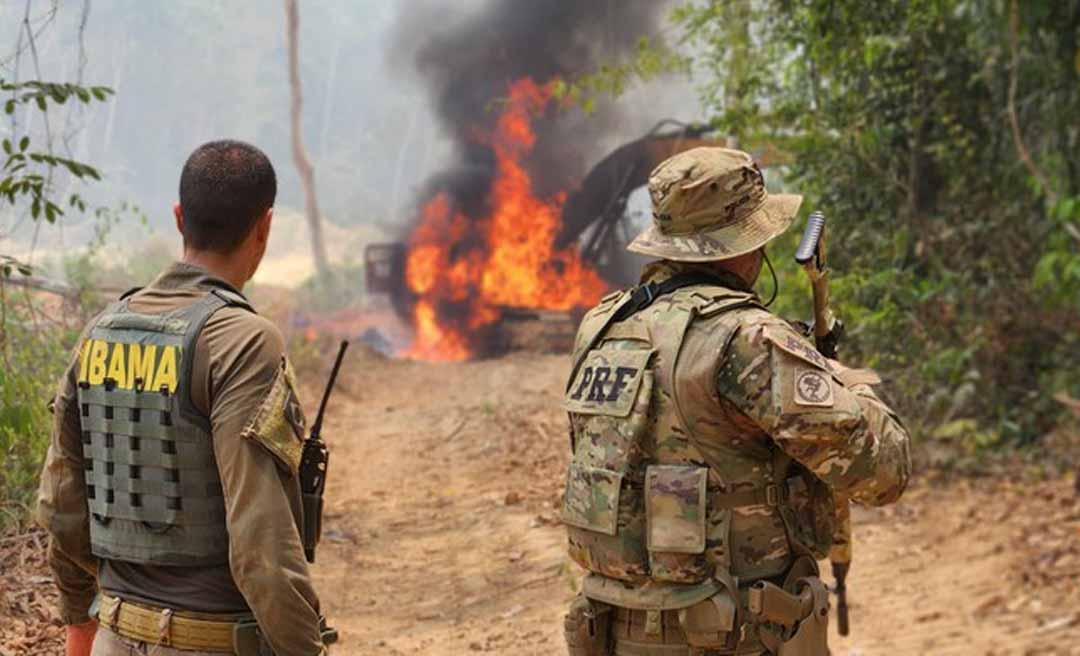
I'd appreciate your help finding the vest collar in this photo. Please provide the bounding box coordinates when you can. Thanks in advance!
[149,261,249,300]
[640,260,757,296]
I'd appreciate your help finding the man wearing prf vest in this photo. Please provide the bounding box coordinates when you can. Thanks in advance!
[560,147,911,656]
[36,140,327,656]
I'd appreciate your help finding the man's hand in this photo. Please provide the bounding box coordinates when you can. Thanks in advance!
[65,619,97,656]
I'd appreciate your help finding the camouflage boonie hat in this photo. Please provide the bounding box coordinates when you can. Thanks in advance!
[628,147,803,262]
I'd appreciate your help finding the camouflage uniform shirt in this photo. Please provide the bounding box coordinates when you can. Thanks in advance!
[564,260,911,589]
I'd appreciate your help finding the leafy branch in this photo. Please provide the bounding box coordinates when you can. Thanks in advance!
[1,77,113,276]
[2,79,113,115]
[551,38,688,115]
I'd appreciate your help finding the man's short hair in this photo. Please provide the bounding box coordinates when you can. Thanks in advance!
[178,140,276,253]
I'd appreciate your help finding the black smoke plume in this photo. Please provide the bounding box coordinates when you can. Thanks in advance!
[393,1,668,214]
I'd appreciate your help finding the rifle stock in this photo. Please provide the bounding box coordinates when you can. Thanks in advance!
[797,211,851,636]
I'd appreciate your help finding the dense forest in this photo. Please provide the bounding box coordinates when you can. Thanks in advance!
[662,0,1080,456]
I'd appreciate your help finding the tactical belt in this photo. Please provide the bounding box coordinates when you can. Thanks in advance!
[96,593,248,653]
[610,607,766,656]
[618,475,802,510]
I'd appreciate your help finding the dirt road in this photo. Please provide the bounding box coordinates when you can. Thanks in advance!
[3,351,1077,655]
[308,352,1080,656]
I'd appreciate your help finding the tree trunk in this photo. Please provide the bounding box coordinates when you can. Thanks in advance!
[285,0,330,280]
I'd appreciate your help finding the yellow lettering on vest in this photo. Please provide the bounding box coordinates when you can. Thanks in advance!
[106,342,127,389]
[152,346,178,393]
[86,340,108,385]
[77,340,91,383]
[127,344,157,390]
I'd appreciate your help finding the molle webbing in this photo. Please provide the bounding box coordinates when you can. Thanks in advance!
[80,385,224,526]
[77,289,250,566]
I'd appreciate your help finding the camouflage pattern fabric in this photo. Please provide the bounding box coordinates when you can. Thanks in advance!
[562,260,911,611]
[715,305,911,508]
[628,147,803,262]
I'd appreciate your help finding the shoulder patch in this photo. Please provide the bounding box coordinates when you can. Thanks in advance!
[240,357,306,473]
[793,368,834,407]
[762,324,833,372]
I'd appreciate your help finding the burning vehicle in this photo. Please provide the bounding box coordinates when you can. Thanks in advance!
[366,109,725,360]
[376,1,739,361]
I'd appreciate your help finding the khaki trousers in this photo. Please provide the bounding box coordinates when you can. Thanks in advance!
[91,626,225,656]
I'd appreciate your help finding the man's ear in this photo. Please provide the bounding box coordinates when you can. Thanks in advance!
[173,202,184,236]
[256,208,273,244]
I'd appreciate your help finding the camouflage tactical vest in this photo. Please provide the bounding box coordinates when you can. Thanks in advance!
[562,283,824,609]
[75,287,250,566]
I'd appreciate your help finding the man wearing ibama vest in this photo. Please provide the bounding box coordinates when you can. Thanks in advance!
[37,140,327,656]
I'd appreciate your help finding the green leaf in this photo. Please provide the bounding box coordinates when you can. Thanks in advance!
[1,139,10,155]
[18,137,28,152]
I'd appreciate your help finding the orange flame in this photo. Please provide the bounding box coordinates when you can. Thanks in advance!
[404,78,608,361]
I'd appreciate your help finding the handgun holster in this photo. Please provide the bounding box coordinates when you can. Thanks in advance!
[565,594,613,656]
[776,578,829,656]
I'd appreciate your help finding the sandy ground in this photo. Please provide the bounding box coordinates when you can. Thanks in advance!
[3,351,1079,655]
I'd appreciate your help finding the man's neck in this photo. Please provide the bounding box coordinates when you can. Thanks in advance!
[181,249,248,291]
[679,261,755,291]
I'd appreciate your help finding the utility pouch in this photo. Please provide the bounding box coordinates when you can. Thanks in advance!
[564,594,613,656]
[645,465,710,583]
[678,591,737,649]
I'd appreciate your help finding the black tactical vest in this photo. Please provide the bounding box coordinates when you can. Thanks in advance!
[76,287,251,566]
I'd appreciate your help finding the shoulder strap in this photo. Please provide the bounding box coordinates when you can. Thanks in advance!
[611,269,749,323]
[209,288,255,313]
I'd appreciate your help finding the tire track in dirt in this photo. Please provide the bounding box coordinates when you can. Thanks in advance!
[304,352,1080,656]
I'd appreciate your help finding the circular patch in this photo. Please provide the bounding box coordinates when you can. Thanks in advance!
[795,370,832,405]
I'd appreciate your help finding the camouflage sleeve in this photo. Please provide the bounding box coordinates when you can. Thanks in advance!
[716,314,911,506]
[36,327,99,624]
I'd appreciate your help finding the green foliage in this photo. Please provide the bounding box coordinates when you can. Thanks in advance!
[0,292,80,527]
[1034,196,1080,308]
[0,77,115,525]
[659,0,1080,452]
